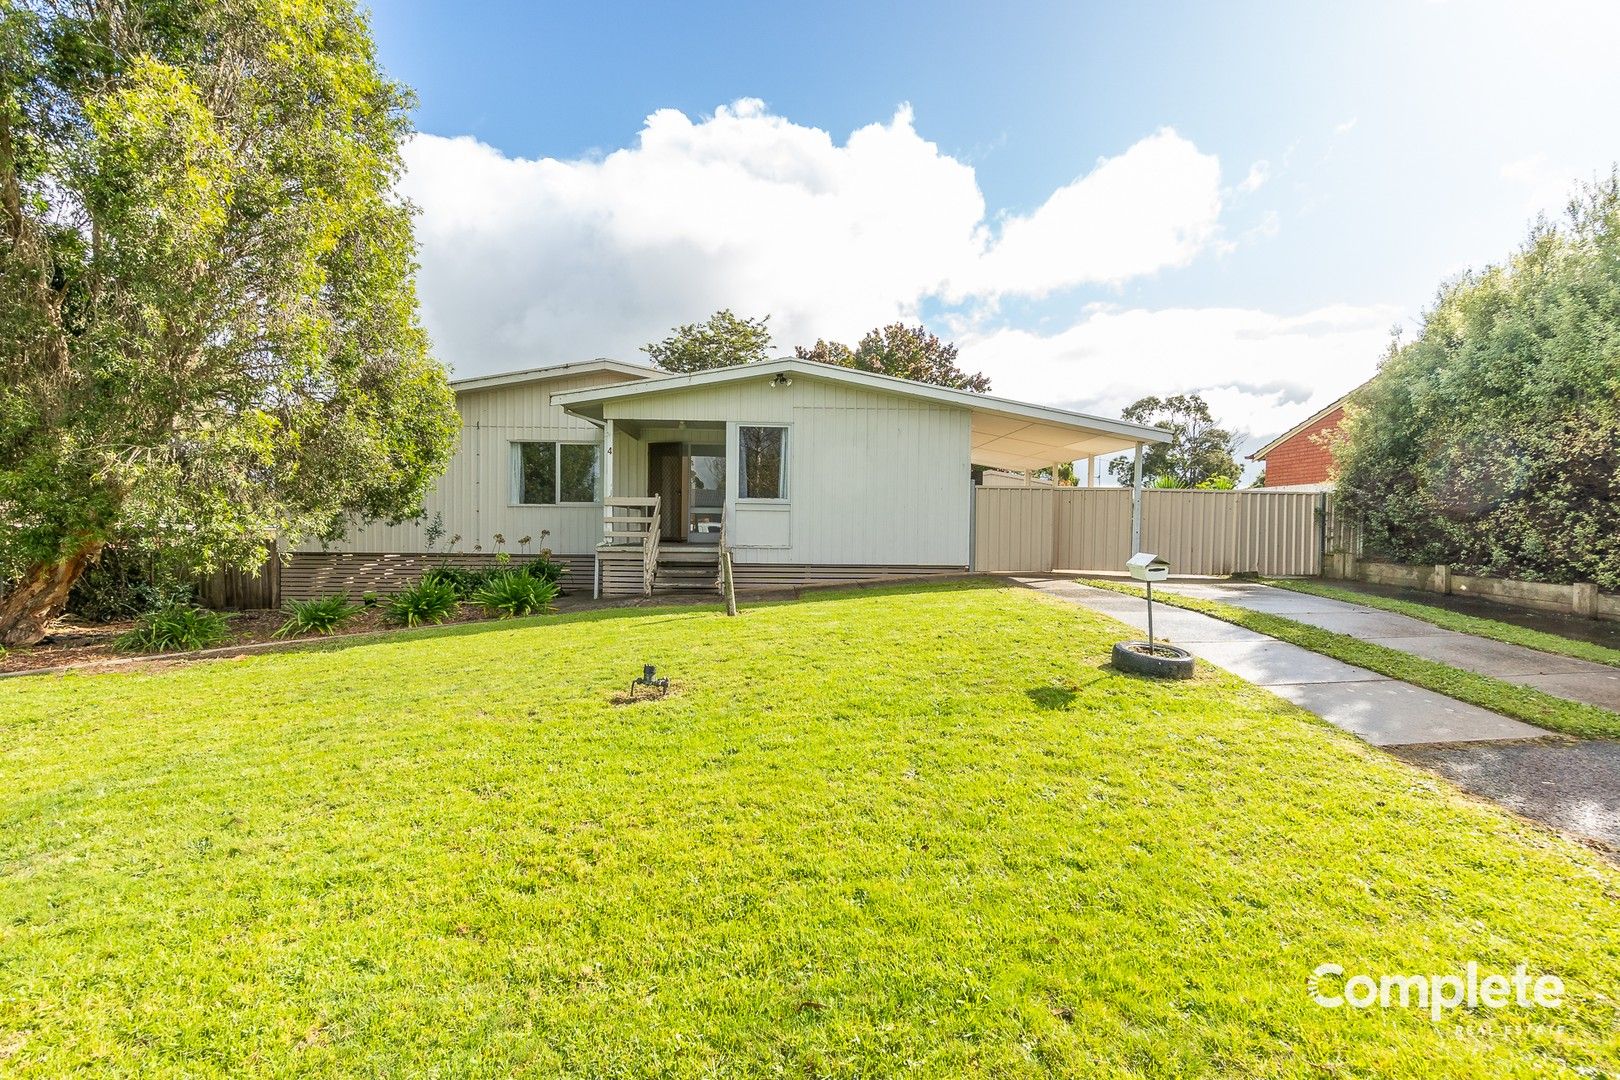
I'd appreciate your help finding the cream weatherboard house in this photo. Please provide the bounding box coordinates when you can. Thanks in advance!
[286,358,1168,600]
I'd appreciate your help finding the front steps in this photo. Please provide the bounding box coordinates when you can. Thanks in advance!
[597,543,721,598]
[654,546,721,594]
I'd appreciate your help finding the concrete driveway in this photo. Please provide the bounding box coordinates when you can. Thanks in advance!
[1159,581,1620,711]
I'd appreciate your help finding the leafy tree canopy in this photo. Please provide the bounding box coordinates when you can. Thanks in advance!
[1335,173,1620,588]
[0,0,459,644]
[642,309,773,373]
[1107,394,1241,487]
[795,323,991,392]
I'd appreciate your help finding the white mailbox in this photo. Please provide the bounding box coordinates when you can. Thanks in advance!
[1126,552,1169,582]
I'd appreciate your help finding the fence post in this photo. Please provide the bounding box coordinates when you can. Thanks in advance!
[1130,442,1143,555]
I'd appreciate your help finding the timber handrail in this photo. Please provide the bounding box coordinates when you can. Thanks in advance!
[600,496,661,598]
[643,496,660,597]
[717,509,737,616]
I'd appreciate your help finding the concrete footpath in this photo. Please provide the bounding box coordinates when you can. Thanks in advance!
[1019,577,1620,857]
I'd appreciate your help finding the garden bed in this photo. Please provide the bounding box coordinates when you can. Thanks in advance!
[0,591,659,676]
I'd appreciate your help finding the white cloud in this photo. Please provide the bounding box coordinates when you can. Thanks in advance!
[402,102,1225,374]
[956,302,1399,444]
[1237,160,1270,193]
[1501,153,1577,220]
[1334,117,1359,135]
[955,129,1222,299]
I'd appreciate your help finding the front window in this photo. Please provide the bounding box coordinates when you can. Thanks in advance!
[513,442,601,504]
[739,425,787,500]
[559,443,601,503]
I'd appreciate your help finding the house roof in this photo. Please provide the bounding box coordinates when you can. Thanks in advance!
[551,358,1170,471]
[1248,382,1366,462]
[449,358,658,394]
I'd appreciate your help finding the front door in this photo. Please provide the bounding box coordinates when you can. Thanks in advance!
[648,442,686,542]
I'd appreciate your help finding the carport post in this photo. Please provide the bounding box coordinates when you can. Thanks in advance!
[1130,442,1144,554]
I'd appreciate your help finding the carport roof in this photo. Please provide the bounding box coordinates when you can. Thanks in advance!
[551,358,1168,472]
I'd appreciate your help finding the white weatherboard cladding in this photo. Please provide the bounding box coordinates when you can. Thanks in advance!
[298,370,630,556]
[601,376,971,566]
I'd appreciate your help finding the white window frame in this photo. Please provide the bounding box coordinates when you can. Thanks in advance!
[510,440,602,506]
[734,422,790,505]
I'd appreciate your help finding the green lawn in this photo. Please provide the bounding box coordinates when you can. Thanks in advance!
[1084,578,1620,740]
[2,582,1618,1077]
[1264,578,1620,670]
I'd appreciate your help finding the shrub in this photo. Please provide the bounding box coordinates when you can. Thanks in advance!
[420,565,486,599]
[275,595,363,638]
[422,556,566,600]
[1335,175,1620,588]
[387,577,461,627]
[115,605,230,653]
[471,571,558,618]
[68,549,192,622]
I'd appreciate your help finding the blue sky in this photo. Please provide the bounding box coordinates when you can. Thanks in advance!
[366,0,1620,450]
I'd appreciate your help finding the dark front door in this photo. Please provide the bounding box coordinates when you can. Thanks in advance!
[648,442,685,542]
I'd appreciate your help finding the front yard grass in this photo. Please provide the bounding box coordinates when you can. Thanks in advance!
[1264,577,1620,669]
[1085,578,1620,741]
[3,581,1619,1076]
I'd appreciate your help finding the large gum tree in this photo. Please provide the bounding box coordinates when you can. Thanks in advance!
[0,0,459,645]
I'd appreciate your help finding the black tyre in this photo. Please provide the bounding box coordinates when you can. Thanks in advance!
[1111,641,1196,679]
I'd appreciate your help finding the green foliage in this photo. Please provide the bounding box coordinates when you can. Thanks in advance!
[470,571,558,618]
[386,577,460,627]
[0,0,459,642]
[1107,394,1240,487]
[275,595,364,638]
[115,605,229,653]
[642,310,773,372]
[422,556,564,600]
[795,323,991,391]
[1335,174,1620,588]
[66,549,192,622]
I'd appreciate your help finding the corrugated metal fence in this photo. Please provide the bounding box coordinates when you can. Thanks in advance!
[973,488,1325,576]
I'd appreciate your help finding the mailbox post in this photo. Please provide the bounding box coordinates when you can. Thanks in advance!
[1112,553,1193,678]
[1126,552,1170,647]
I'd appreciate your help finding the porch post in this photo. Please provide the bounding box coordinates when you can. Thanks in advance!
[1130,442,1144,554]
[601,419,615,503]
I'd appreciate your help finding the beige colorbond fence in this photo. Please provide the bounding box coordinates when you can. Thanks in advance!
[973,487,1325,576]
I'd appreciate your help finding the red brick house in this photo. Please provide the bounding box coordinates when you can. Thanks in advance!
[1249,386,1361,490]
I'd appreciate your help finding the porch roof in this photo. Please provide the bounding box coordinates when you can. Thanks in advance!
[552,359,1169,472]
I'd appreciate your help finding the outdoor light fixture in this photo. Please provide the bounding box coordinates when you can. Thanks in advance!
[630,663,670,699]
[772,373,792,388]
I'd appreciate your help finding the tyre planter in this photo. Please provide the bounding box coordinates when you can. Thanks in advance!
[1111,641,1195,679]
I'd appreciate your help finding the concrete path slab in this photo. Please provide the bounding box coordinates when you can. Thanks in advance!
[1188,639,1388,686]
[1159,581,1620,714]
[1512,671,1620,711]
[1017,576,1551,747]
[1276,609,1461,639]
[1268,681,1548,746]
[1377,634,1598,677]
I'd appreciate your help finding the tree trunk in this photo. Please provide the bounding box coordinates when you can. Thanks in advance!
[0,542,105,647]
